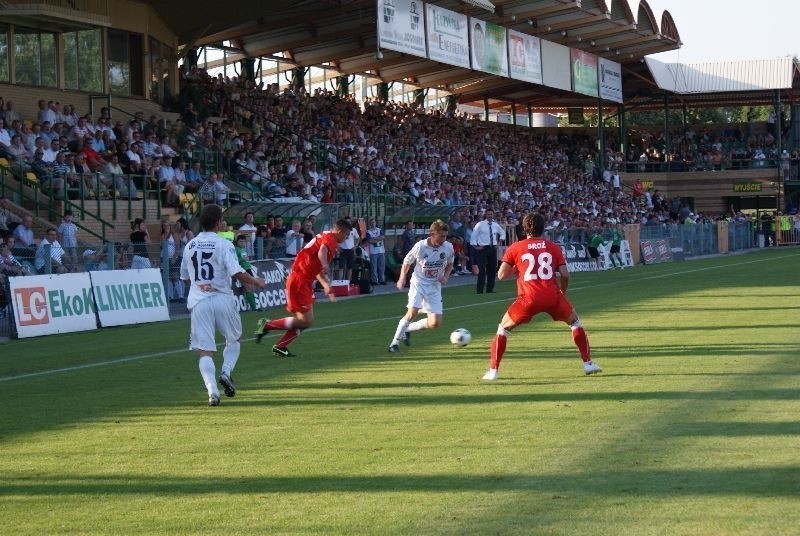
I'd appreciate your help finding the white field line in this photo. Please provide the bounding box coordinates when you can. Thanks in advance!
[1,253,795,383]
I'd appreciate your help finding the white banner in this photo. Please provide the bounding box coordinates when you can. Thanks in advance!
[470,18,508,76]
[10,273,96,338]
[541,39,571,91]
[426,4,470,68]
[507,29,542,84]
[377,0,426,57]
[598,57,623,103]
[90,269,170,327]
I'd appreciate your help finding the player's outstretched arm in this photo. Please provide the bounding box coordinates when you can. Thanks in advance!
[234,271,266,289]
[497,261,515,281]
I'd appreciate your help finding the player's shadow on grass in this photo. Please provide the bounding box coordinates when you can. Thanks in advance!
[664,421,800,437]
[2,466,798,496]
[234,387,800,407]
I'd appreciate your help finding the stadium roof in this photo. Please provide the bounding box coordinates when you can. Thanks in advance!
[645,57,799,94]
[153,0,683,110]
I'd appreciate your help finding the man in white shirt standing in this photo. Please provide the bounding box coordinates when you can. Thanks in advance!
[34,228,68,274]
[180,204,267,406]
[237,211,257,257]
[470,209,504,294]
[388,219,454,353]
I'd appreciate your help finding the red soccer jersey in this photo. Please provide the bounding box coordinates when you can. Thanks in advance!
[291,230,340,280]
[502,237,566,298]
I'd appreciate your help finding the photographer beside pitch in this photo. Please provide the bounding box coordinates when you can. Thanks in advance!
[482,213,602,380]
[181,204,267,406]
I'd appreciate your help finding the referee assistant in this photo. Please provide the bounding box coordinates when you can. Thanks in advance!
[470,210,505,294]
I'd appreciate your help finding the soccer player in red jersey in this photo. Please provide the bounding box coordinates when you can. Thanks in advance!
[482,213,602,380]
[254,218,353,357]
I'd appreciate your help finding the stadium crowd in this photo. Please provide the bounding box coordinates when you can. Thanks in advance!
[2,68,797,297]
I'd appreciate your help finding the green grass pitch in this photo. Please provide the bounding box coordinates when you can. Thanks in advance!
[1,248,798,535]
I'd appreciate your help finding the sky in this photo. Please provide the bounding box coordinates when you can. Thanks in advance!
[643,0,799,64]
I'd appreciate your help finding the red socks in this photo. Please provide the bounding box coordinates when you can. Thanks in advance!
[490,333,507,370]
[276,328,300,348]
[266,318,292,331]
[571,327,591,362]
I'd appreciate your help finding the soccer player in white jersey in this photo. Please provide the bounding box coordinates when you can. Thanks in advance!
[180,204,266,406]
[388,219,455,353]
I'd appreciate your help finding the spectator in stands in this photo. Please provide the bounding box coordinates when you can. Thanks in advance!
[158,156,181,207]
[128,159,148,192]
[365,217,386,285]
[0,241,29,276]
[335,215,358,281]
[6,134,28,166]
[37,100,55,126]
[129,218,151,268]
[0,118,11,154]
[160,218,184,302]
[185,160,204,192]
[238,211,257,257]
[105,153,137,200]
[182,102,198,129]
[69,116,90,142]
[57,210,78,271]
[34,228,67,274]
[284,220,303,257]
[3,101,20,124]
[198,172,229,206]
[0,197,22,240]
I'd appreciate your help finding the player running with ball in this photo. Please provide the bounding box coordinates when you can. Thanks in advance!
[482,213,602,380]
[387,219,454,353]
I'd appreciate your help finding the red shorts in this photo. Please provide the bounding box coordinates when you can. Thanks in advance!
[286,272,314,313]
[507,292,573,325]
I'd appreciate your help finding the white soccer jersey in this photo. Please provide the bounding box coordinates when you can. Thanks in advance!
[404,238,454,282]
[180,232,244,309]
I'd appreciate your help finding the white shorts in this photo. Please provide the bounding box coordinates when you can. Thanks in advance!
[406,276,443,315]
[189,293,242,352]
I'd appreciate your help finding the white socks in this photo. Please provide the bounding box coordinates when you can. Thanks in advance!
[221,341,240,376]
[199,356,217,396]
[391,318,410,345]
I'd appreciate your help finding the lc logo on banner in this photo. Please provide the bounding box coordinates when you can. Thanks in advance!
[10,273,97,337]
[9,269,170,338]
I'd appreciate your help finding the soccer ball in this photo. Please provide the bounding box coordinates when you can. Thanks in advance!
[450,328,472,347]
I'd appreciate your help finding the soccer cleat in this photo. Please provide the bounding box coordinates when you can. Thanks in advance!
[482,369,499,381]
[403,331,411,347]
[272,345,296,358]
[388,344,400,353]
[219,373,236,398]
[254,317,270,343]
[583,361,603,375]
[208,393,220,406]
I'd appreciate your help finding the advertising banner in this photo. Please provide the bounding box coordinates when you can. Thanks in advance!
[571,49,598,97]
[90,269,170,327]
[507,29,542,84]
[598,57,623,103]
[541,39,571,91]
[426,4,470,68]
[10,273,96,338]
[233,259,291,313]
[640,239,674,264]
[377,0,426,57]
[470,18,508,76]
